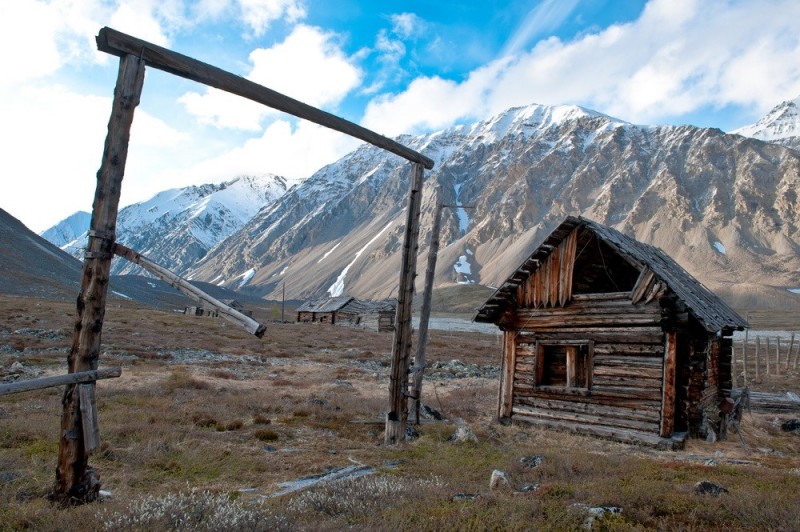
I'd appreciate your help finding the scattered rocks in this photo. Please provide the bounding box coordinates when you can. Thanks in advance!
[489,469,510,490]
[451,493,480,501]
[780,419,800,433]
[404,425,419,441]
[520,455,544,468]
[420,403,444,421]
[517,483,540,493]
[694,480,729,495]
[428,359,499,380]
[583,505,623,529]
[382,459,401,469]
[449,422,478,443]
[0,471,18,484]
[704,459,717,467]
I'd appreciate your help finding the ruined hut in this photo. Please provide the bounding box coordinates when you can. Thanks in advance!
[296,296,354,324]
[337,298,397,332]
[474,216,747,448]
[297,296,396,332]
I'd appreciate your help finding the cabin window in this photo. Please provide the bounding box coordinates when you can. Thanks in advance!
[536,342,592,390]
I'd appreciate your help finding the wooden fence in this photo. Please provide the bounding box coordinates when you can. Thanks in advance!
[731,332,799,386]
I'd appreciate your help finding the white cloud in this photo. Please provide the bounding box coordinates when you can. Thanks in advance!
[390,12,424,39]
[0,82,187,232]
[238,0,306,37]
[180,24,362,130]
[361,0,800,134]
[108,1,171,46]
[500,0,580,57]
[145,120,360,187]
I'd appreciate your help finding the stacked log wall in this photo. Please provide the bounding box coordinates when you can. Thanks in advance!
[510,295,666,436]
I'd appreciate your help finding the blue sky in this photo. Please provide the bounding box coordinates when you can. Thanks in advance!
[2,0,800,232]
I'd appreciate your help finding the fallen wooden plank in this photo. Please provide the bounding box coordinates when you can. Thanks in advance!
[0,368,122,396]
[114,243,266,338]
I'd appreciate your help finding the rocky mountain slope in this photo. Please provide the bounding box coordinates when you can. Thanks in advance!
[733,96,800,151]
[44,174,292,276]
[184,103,800,312]
[1,207,269,312]
[40,211,91,250]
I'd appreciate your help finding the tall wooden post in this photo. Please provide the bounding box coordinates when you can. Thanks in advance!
[54,53,145,502]
[410,197,443,424]
[385,163,424,444]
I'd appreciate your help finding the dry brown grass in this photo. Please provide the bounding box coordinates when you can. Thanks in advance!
[1,295,799,530]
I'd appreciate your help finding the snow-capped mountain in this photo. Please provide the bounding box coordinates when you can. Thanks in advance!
[40,211,91,250]
[187,102,800,310]
[733,96,800,151]
[44,174,293,276]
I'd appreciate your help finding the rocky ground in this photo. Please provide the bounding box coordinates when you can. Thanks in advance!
[1,295,799,530]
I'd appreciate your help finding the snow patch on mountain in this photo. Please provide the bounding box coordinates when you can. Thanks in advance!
[39,211,91,254]
[237,268,256,289]
[712,241,726,254]
[454,183,470,234]
[318,242,341,263]
[328,220,394,297]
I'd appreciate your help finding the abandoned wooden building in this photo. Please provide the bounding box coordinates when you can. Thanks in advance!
[474,216,747,449]
[185,300,252,318]
[297,296,396,332]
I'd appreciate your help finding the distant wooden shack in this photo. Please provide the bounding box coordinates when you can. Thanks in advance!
[475,216,747,449]
[185,299,252,319]
[296,296,353,324]
[337,298,397,332]
[297,296,396,332]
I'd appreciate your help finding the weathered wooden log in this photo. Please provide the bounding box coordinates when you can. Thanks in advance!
[96,27,433,170]
[512,387,663,410]
[523,332,664,344]
[514,396,661,423]
[661,331,676,439]
[511,414,681,449]
[0,368,121,396]
[385,163,425,444]
[56,53,145,503]
[592,355,664,368]
[516,314,662,329]
[113,243,266,337]
[410,199,443,424]
[78,384,100,455]
[591,365,663,379]
[592,344,664,355]
[512,404,660,432]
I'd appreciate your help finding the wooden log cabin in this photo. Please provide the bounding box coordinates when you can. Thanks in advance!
[296,296,396,332]
[296,296,354,324]
[474,216,747,449]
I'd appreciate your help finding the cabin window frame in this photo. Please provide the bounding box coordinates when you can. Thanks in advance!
[534,340,593,393]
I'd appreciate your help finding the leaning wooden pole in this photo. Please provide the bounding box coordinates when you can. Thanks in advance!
[385,163,425,444]
[410,198,443,425]
[55,53,145,503]
[113,243,266,337]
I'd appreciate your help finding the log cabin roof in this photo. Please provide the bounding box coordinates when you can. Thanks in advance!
[475,216,747,332]
[340,298,397,313]
[296,296,354,313]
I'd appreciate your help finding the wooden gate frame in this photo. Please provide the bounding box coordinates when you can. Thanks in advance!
[55,26,434,502]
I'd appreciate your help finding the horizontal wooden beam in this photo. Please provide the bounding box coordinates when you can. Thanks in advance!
[96,27,434,170]
[113,243,266,337]
[0,368,121,396]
